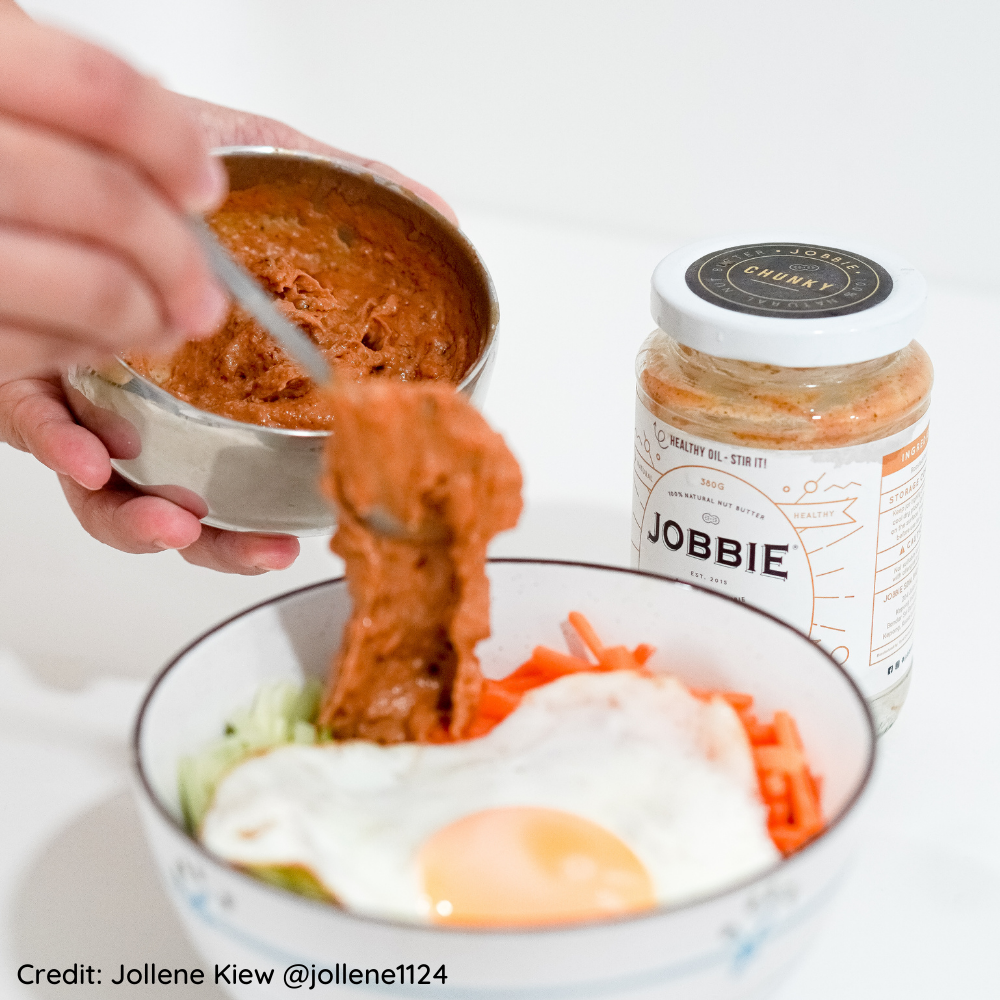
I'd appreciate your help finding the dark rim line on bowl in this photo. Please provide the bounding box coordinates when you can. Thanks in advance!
[132,558,878,937]
[109,145,501,438]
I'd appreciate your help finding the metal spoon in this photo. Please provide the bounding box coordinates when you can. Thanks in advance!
[191,219,442,543]
[189,218,332,387]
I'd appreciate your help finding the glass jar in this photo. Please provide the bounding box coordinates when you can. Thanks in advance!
[632,237,933,734]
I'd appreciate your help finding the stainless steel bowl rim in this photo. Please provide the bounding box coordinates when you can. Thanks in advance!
[112,145,500,439]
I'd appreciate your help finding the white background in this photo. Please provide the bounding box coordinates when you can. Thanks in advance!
[17,0,1000,294]
[2,3,998,998]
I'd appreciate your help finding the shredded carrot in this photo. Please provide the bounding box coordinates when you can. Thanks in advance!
[768,800,791,826]
[597,645,639,672]
[754,744,805,774]
[495,668,552,695]
[529,646,593,676]
[744,720,777,745]
[632,643,656,665]
[567,612,605,658]
[809,772,824,802]
[464,716,498,739]
[687,687,714,702]
[478,681,522,719]
[767,824,807,854]
[788,770,823,833]
[721,692,754,712]
[773,711,804,750]
[463,611,824,857]
[760,770,788,802]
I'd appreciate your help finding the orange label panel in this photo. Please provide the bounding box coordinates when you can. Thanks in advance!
[882,426,929,477]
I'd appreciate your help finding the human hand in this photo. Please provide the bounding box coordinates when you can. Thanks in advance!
[177,94,459,225]
[0,375,301,574]
[0,10,293,573]
[0,14,455,574]
[0,13,231,380]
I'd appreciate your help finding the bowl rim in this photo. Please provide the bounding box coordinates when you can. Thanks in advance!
[110,144,500,439]
[133,557,877,937]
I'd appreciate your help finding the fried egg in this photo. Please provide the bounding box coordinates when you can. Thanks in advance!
[200,671,779,925]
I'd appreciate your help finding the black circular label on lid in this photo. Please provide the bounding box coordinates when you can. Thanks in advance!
[685,242,893,318]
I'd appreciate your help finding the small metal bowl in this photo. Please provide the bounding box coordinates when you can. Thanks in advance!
[65,146,499,536]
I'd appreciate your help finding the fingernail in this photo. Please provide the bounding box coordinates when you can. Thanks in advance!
[253,555,291,572]
[151,539,172,551]
[253,558,285,572]
[184,282,230,337]
[187,157,228,213]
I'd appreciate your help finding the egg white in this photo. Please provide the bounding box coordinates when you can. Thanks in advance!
[200,671,779,920]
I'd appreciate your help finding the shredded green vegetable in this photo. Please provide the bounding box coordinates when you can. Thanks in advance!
[178,679,324,833]
[244,863,334,902]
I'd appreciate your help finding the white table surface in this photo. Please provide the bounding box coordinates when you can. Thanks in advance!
[1,209,997,998]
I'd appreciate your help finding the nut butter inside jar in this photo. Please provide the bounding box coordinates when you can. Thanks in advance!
[632,237,933,734]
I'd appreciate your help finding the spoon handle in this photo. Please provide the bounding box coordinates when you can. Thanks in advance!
[190,220,424,542]
[190,218,334,388]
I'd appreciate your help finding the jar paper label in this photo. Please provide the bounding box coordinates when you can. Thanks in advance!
[632,397,929,700]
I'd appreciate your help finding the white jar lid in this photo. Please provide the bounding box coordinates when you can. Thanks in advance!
[651,234,926,367]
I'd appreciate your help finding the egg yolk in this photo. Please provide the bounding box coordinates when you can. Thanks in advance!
[419,807,655,926]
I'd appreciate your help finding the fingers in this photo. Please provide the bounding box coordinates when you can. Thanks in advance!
[176,95,460,225]
[179,527,301,575]
[1,373,302,574]
[0,376,111,488]
[0,21,230,377]
[0,226,162,349]
[0,20,225,213]
[0,221,224,356]
[361,159,460,226]
[0,116,229,344]
[0,322,99,380]
[59,474,204,554]
[0,1,29,21]
[59,472,300,574]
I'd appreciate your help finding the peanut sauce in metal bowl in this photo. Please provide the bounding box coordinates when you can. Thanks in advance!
[129,176,483,429]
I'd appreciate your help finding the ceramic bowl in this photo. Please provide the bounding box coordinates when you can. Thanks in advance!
[134,560,876,1000]
[65,146,499,536]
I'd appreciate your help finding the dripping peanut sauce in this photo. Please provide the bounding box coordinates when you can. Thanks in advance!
[318,382,523,744]
[128,180,482,429]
